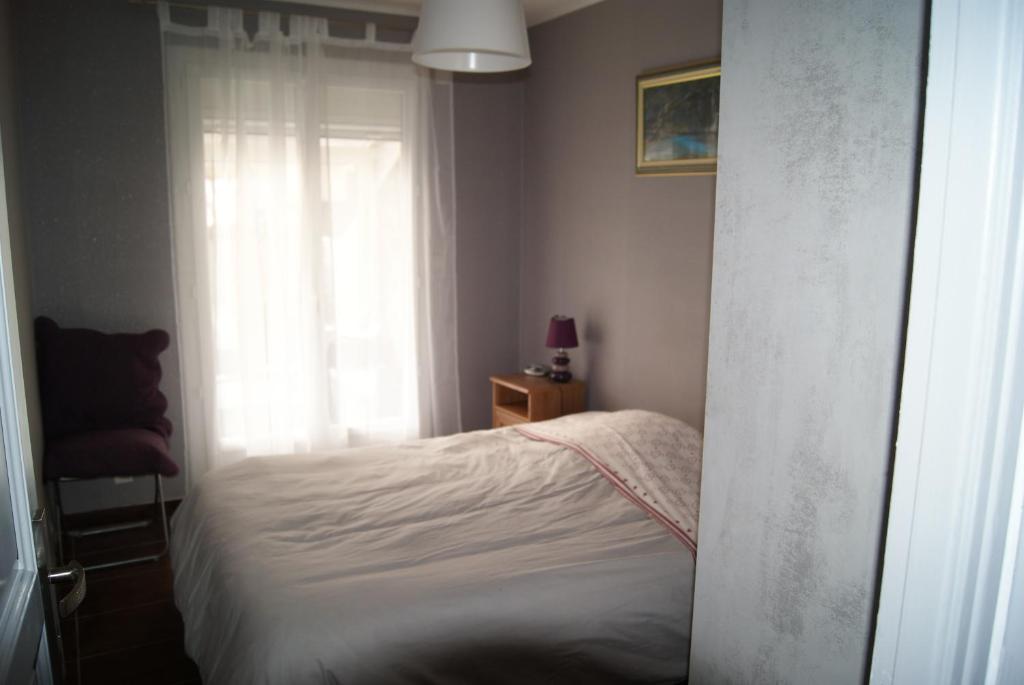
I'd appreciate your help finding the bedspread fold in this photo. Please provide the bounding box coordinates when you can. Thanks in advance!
[516,410,702,555]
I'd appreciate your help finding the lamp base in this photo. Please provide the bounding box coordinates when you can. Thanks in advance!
[550,349,572,383]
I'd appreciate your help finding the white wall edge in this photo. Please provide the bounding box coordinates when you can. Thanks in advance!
[870,0,1024,682]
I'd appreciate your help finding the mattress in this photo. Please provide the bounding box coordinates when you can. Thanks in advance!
[170,410,702,684]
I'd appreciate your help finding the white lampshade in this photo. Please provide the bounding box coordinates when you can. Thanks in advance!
[412,0,531,73]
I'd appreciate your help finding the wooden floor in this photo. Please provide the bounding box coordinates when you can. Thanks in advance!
[58,499,200,685]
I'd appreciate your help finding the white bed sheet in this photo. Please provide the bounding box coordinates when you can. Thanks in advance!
[171,411,697,684]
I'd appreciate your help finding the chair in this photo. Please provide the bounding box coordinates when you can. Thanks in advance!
[35,316,179,572]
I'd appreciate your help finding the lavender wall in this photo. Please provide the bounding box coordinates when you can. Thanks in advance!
[14,0,187,513]
[12,0,721,511]
[11,0,524,509]
[454,73,525,431]
[520,0,721,429]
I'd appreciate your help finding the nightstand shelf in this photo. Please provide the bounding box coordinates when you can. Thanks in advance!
[490,374,586,428]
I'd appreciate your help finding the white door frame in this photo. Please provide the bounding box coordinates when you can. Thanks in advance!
[869,0,1024,682]
[0,114,49,683]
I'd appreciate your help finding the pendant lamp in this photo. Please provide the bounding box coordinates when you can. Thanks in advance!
[412,0,531,73]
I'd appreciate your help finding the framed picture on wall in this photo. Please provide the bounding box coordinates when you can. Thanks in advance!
[636,61,721,176]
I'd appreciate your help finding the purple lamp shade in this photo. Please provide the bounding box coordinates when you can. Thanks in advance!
[545,316,579,349]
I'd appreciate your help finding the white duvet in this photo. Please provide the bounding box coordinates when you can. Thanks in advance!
[171,410,701,684]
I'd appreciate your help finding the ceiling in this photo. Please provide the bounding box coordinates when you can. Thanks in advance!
[286,0,606,27]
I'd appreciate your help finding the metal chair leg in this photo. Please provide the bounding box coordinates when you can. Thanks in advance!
[49,480,65,565]
[154,474,170,558]
[81,474,169,572]
[56,474,171,572]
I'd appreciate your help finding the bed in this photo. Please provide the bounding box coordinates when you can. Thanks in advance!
[170,410,703,684]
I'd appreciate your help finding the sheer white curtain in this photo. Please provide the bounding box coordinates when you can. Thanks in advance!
[158,4,460,485]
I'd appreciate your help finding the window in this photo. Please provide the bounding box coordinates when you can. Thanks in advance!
[160,10,459,481]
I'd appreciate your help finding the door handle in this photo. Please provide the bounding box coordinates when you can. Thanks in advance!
[48,561,87,618]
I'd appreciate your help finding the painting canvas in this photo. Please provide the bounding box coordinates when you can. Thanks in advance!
[636,63,720,175]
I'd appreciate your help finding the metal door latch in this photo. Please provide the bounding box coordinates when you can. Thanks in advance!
[48,562,87,618]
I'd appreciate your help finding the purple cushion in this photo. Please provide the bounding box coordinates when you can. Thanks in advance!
[45,428,179,479]
[35,317,173,440]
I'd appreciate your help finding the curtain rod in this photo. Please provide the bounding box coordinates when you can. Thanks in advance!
[128,0,419,34]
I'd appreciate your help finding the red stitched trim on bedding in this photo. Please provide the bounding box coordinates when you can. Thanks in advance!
[515,426,697,559]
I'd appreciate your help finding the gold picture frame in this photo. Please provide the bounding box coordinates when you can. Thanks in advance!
[636,61,721,176]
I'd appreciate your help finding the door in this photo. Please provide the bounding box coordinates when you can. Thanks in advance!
[868,0,1024,682]
[0,412,47,684]
[0,116,84,684]
[0,100,48,684]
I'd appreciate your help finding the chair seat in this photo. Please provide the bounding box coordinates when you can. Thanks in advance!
[45,428,179,480]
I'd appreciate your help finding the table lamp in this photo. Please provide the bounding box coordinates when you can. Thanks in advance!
[545,315,578,383]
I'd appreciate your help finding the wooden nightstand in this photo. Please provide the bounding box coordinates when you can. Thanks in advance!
[490,374,587,428]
